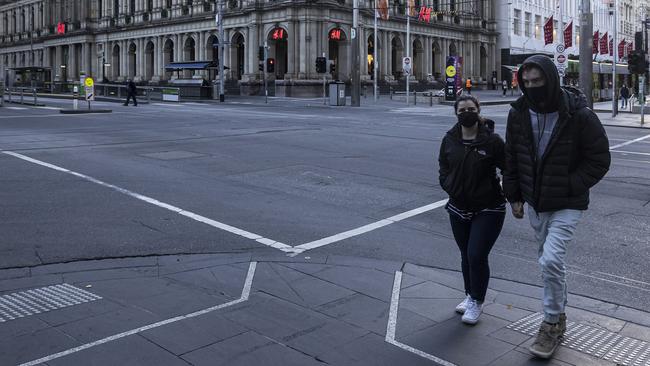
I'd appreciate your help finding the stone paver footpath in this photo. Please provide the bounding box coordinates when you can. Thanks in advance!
[1,253,649,366]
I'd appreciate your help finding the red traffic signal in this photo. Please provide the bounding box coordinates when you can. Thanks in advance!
[266,58,275,73]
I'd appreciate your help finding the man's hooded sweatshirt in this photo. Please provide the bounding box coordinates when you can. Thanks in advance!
[503,55,611,212]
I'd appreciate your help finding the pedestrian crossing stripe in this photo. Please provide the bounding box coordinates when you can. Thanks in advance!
[5,106,27,110]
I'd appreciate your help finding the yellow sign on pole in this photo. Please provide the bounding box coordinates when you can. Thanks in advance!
[84,77,94,88]
[446,65,457,78]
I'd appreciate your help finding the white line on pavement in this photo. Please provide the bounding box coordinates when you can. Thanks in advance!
[610,150,650,156]
[4,106,28,110]
[35,106,61,110]
[386,271,457,366]
[18,262,257,366]
[610,133,650,150]
[1,151,294,253]
[289,199,448,254]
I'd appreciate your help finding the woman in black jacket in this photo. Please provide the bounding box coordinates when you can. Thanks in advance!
[438,95,505,325]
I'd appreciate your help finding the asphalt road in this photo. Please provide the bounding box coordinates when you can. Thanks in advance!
[1,96,649,312]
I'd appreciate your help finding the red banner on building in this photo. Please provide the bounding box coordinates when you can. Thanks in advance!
[593,31,599,54]
[378,0,389,20]
[609,37,614,56]
[619,38,626,59]
[564,21,573,49]
[418,6,431,22]
[600,32,608,55]
[544,16,554,45]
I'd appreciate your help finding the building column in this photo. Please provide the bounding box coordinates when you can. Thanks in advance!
[297,20,307,77]
[223,29,231,80]
[136,38,145,81]
[121,40,128,80]
[246,25,258,79]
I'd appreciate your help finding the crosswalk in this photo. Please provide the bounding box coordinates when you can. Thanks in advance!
[4,106,28,110]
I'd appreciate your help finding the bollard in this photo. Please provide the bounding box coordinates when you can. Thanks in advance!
[147,88,152,104]
[430,93,433,107]
[33,89,38,105]
[20,89,24,104]
[414,91,417,106]
[8,88,12,103]
[390,87,393,100]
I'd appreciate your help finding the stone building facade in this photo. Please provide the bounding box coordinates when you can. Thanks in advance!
[0,0,499,92]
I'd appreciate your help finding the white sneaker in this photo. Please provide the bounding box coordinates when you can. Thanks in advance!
[461,299,483,325]
[455,295,472,314]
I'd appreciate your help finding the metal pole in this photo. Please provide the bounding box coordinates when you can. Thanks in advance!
[559,0,564,87]
[641,76,646,125]
[579,0,593,108]
[264,41,268,104]
[323,52,327,105]
[612,0,618,117]
[218,0,225,102]
[374,6,378,102]
[351,0,360,106]
[406,13,410,105]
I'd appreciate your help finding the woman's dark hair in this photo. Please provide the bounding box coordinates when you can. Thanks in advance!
[453,95,481,114]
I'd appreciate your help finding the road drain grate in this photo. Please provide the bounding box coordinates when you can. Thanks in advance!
[0,283,102,322]
[507,313,650,366]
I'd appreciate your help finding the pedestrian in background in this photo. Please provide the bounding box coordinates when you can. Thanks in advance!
[465,78,472,95]
[620,85,630,109]
[438,95,505,325]
[503,55,610,359]
[502,79,508,97]
[124,79,138,106]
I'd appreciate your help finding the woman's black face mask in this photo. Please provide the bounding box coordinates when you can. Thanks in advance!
[457,111,480,127]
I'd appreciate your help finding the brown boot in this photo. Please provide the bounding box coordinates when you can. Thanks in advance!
[529,321,563,359]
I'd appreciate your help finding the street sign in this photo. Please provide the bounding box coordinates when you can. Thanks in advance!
[215,13,220,26]
[446,65,456,78]
[351,28,357,39]
[403,57,412,74]
[84,77,95,101]
[554,43,568,75]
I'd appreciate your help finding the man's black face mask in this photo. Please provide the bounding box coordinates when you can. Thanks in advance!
[526,85,550,112]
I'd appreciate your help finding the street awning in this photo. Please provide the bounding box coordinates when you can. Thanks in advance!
[165,61,220,70]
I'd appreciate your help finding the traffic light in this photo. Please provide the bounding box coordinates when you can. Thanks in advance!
[316,57,326,73]
[258,46,264,61]
[266,58,275,73]
[329,62,336,73]
[628,50,648,74]
[259,63,263,71]
[635,32,643,51]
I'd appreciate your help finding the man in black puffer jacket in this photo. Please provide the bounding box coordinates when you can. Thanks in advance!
[503,55,610,359]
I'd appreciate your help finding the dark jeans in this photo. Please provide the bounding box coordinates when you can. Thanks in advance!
[125,92,138,106]
[449,211,505,302]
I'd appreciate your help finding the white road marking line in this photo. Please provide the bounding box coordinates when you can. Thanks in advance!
[386,271,457,366]
[610,133,650,150]
[35,106,61,110]
[289,199,448,254]
[19,262,257,366]
[610,150,650,156]
[4,106,28,110]
[1,151,293,253]
[152,103,183,107]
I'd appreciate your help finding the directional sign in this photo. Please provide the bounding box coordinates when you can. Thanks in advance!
[554,43,568,75]
[84,77,94,88]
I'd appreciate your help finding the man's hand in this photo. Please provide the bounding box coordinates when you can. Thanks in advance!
[510,201,524,219]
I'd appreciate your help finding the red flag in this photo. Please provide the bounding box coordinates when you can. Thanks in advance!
[564,21,573,49]
[418,7,431,22]
[544,16,554,45]
[600,32,608,55]
[593,31,599,54]
[618,38,626,59]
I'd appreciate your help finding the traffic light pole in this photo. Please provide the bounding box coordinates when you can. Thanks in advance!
[351,0,360,107]
[264,42,268,104]
[218,0,225,102]
[611,0,618,117]
[579,0,593,109]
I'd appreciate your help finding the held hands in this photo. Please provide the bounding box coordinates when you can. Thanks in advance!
[510,201,524,219]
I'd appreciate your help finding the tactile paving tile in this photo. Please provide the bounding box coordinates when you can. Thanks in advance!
[507,312,650,366]
[0,283,102,322]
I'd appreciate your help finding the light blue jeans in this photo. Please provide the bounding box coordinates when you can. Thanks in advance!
[528,207,583,324]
